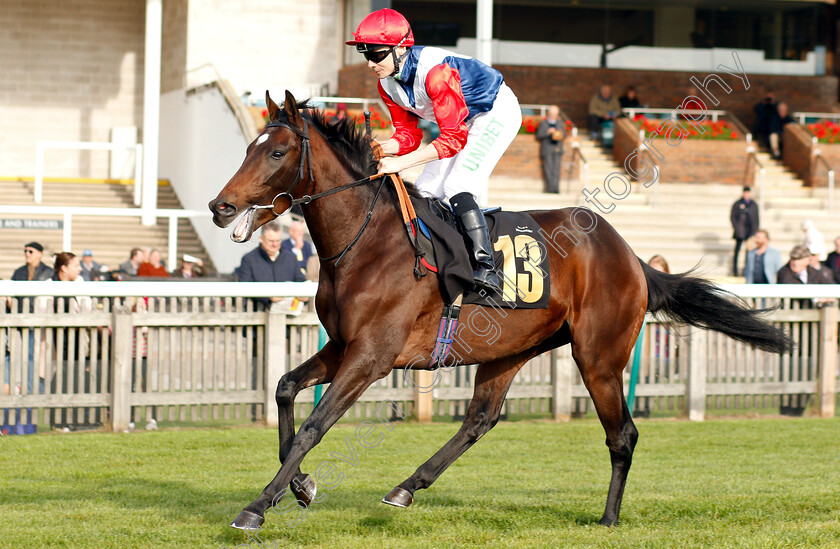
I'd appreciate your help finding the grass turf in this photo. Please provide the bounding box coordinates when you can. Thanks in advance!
[1,418,838,548]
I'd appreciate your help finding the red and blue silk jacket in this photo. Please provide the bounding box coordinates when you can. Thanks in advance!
[378,46,505,159]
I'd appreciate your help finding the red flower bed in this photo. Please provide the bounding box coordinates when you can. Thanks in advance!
[807,121,840,144]
[635,115,741,140]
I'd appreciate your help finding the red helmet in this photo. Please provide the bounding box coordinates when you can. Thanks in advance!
[346,9,415,48]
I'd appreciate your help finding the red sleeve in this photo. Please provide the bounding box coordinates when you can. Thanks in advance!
[377,81,423,155]
[426,64,470,159]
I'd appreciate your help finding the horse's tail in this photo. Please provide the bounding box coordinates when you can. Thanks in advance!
[639,259,792,353]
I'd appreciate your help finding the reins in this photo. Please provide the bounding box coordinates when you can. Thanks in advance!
[246,115,427,272]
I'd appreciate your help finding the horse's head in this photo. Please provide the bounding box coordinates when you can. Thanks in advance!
[209,90,311,242]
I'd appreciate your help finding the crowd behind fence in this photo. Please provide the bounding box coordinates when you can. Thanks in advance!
[1,282,838,433]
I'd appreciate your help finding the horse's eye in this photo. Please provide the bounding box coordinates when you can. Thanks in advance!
[271,150,285,160]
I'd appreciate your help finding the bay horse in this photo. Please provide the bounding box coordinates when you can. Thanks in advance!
[209,91,790,530]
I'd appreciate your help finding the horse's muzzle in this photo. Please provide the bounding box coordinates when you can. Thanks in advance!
[209,199,238,228]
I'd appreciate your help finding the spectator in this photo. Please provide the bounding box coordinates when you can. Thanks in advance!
[801,219,826,261]
[808,247,835,284]
[79,249,101,281]
[588,84,620,142]
[171,254,207,278]
[753,91,777,152]
[777,245,831,284]
[690,19,713,48]
[535,105,566,194]
[281,220,315,276]
[648,254,670,274]
[118,248,144,278]
[618,86,641,111]
[768,102,795,160]
[49,252,97,430]
[744,229,782,284]
[137,249,170,278]
[12,242,53,281]
[236,220,306,309]
[730,186,759,276]
[330,103,349,124]
[824,237,840,283]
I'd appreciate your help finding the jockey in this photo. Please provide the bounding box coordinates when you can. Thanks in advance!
[347,8,522,295]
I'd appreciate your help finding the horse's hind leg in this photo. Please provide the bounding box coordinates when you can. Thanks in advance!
[276,341,342,505]
[383,352,534,507]
[572,328,640,526]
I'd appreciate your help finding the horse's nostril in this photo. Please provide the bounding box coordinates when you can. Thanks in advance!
[211,201,237,216]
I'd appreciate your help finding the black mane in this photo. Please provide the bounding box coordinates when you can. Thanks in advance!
[274,100,423,199]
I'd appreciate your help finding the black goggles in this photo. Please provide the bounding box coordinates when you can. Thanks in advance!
[357,45,393,64]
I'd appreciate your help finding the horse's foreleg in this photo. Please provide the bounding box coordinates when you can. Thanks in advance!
[276,341,342,506]
[383,353,531,507]
[231,340,396,530]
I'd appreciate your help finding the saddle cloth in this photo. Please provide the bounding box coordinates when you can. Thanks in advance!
[410,197,550,309]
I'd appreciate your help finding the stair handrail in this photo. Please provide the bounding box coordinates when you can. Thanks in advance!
[812,136,836,214]
[568,127,589,195]
[0,204,210,272]
[636,129,660,209]
[793,112,840,126]
[35,140,144,206]
[623,107,750,137]
[745,137,766,212]
[185,64,258,141]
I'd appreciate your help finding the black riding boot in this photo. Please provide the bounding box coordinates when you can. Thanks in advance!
[457,208,501,294]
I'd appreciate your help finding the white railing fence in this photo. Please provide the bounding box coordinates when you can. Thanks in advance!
[35,140,144,205]
[0,206,211,271]
[1,282,838,434]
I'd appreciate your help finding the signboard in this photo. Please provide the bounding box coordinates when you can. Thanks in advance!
[0,219,63,230]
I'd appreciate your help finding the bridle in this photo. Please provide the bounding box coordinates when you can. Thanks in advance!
[242,116,388,266]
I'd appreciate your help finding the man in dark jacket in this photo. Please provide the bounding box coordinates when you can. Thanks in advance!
[730,187,759,276]
[777,245,833,285]
[825,237,840,283]
[12,242,54,282]
[536,105,566,193]
[236,221,306,309]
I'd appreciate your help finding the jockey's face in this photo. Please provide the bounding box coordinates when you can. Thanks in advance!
[365,46,404,78]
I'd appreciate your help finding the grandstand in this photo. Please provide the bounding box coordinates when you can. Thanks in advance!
[2,0,838,280]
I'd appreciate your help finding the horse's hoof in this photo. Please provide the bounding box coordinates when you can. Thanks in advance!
[291,474,317,507]
[599,516,618,527]
[230,510,264,530]
[381,487,413,508]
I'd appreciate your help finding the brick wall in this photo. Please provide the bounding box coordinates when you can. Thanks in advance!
[339,62,838,133]
[612,118,751,185]
[812,143,840,188]
[784,124,813,186]
[613,118,640,176]
[492,133,577,184]
[0,0,145,177]
[1,0,342,178]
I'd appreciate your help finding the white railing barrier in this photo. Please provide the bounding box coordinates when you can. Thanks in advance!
[35,140,143,205]
[0,205,210,270]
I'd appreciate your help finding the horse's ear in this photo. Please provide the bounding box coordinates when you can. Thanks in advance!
[283,89,303,127]
[266,91,280,122]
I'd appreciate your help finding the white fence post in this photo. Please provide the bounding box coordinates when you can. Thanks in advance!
[551,346,574,421]
[817,303,838,418]
[111,305,133,432]
[687,328,707,421]
[264,308,286,427]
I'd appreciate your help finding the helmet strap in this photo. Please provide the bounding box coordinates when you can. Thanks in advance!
[389,31,413,78]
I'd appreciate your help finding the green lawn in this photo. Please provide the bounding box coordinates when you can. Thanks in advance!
[1,418,839,548]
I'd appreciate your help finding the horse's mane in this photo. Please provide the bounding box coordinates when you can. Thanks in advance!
[275,100,423,199]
